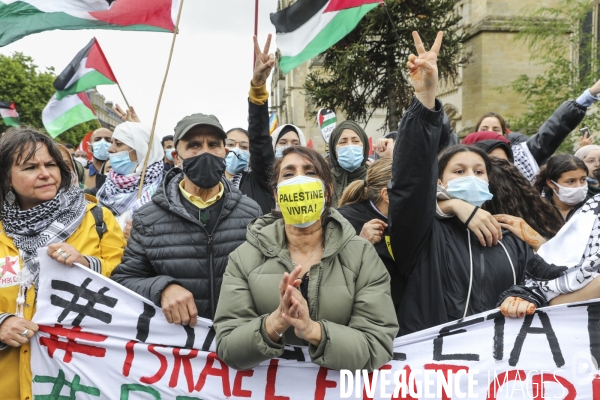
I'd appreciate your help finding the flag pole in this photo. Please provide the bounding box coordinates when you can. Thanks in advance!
[253,0,259,67]
[137,0,185,198]
[117,83,131,109]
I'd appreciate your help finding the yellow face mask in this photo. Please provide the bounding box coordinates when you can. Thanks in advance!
[277,176,325,228]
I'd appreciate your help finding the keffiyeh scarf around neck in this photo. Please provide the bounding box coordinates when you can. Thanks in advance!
[520,194,600,304]
[1,185,86,316]
[97,161,163,216]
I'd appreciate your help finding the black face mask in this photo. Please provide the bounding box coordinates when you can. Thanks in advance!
[181,152,226,189]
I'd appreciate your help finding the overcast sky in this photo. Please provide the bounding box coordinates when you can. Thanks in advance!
[0,0,279,139]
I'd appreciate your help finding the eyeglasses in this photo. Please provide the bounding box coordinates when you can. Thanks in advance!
[225,139,250,151]
[585,158,600,165]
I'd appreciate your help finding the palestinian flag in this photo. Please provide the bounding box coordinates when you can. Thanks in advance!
[0,101,19,127]
[271,0,380,74]
[318,108,337,143]
[0,0,179,47]
[42,92,96,138]
[55,38,117,100]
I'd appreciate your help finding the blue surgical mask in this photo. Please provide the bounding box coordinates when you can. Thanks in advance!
[109,150,138,175]
[587,177,598,185]
[337,145,364,172]
[446,176,493,207]
[165,148,174,162]
[91,139,110,161]
[225,148,249,175]
[275,146,289,159]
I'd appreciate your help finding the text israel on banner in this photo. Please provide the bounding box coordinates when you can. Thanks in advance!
[32,249,600,399]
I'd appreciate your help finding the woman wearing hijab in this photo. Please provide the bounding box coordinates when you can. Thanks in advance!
[0,129,125,400]
[97,122,164,230]
[272,124,307,158]
[328,121,370,207]
[574,144,600,197]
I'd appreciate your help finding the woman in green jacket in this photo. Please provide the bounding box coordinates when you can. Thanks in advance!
[214,146,398,372]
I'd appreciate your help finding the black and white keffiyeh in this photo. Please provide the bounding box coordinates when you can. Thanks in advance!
[229,171,244,190]
[512,142,540,183]
[1,185,87,315]
[97,160,163,217]
[512,194,600,306]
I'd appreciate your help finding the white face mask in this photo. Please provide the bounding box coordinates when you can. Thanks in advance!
[552,181,588,206]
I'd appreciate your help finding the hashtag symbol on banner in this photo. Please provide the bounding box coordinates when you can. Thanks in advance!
[50,278,118,326]
[33,369,100,399]
[39,324,108,363]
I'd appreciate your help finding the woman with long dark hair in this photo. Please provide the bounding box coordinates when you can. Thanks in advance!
[533,154,588,222]
[485,158,564,239]
[438,157,564,250]
[0,129,125,400]
[388,31,534,335]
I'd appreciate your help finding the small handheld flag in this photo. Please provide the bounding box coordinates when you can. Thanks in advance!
[0,101,20,127]
[269,112,279,135]
[317,108,337,143]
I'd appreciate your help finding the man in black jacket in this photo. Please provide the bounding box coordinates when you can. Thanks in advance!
[111,113,262,326]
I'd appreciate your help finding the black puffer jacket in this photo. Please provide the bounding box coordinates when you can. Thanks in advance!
[388,98,534,336]
[111,169,262,319]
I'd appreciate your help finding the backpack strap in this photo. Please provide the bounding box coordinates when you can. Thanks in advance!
[90,204,107,240]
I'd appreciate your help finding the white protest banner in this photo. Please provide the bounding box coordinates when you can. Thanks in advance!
[32,250,600,399]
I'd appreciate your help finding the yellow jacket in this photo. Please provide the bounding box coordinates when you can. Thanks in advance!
[0,195,125,400]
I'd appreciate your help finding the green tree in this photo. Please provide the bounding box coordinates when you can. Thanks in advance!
[0,52,99,145]
[508,0,598,153]
[303,0,466,132]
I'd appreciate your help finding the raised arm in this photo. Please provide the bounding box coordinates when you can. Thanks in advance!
[388,32,444,278]
[525,81,600,164]
[248,35,276,189]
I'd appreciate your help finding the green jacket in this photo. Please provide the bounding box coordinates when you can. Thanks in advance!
[214,209,398,371]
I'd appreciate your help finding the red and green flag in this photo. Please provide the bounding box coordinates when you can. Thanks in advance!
[0,101,20,127]
[54,38,117,100]
[0,0,179,47]
[270,0,380,74]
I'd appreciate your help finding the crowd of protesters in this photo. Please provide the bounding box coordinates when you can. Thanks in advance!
[4,31,600,399]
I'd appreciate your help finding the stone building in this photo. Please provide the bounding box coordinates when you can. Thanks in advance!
[270,0,594,152]
[86,88,123,131]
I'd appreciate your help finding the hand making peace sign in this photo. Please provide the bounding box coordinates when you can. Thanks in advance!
[251,34,275,88]
[407,31,444,110]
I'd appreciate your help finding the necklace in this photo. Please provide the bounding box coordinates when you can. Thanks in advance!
[291,244,323,268]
